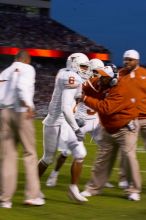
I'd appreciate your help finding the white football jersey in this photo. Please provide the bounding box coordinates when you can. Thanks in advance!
[43,68,83,127]
[75,101,98,121]
[74,82,99,121]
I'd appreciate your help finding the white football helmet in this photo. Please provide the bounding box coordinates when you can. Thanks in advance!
[66,53,90,80]
[66,53,88,69]
[90,58,104,70]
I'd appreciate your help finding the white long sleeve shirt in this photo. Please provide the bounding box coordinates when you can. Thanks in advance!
[0,61,36,111]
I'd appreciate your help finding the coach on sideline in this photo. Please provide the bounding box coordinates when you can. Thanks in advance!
[117,49,146,188]
[0,50,45,208]
[80,65,141,201]
[120,49,146,148]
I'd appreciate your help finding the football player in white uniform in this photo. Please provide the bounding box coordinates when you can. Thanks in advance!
[38,53,90,202]
[46,58,114,188]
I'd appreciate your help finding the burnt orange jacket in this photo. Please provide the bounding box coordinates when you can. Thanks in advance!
[83,77,139,134]
[119,66,146,119]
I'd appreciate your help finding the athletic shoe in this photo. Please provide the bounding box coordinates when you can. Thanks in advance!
[128,193,140,201]
[0,201,12,208]
[46,172,58,187]
[118,180,129,189]
[68,185,88,202]
[104,182,115,188]
[80,190,92,197]
[81,188,102,197]
[24,197,45,206]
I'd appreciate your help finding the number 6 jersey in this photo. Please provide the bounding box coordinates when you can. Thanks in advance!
[43,68,83,128]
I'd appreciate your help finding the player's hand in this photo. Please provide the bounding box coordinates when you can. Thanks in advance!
[75,129,84,141]
[26,107,35,119]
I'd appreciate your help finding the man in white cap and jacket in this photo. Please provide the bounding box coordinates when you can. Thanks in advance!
[118,49,146,191]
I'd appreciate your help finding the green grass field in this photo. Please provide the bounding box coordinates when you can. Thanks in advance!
[0,119,146,220]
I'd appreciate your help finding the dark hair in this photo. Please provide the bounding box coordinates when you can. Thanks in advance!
[15,50,31,63]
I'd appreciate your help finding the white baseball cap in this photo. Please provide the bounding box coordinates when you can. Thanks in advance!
[97,66,115,78]
[123,49,140,60]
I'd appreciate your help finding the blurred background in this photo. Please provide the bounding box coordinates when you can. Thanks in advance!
[1,0,144,118]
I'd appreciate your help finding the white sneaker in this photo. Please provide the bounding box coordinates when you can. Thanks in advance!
[0,201,12,208]
[68,185,88,202]
[118,181,129,189]
[81,188,101,197]
[24,197,45,206]
[128,193,140,201]
[104,182,115,188]
[80,190,92,197]
[46,172,58,187]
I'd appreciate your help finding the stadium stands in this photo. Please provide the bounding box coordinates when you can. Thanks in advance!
[0,12,109,53]
[0,6,110,118]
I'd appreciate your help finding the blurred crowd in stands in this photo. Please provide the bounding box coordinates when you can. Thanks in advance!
[34,60,64,118]
[0,4,110,118]
[0,11,108,53]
